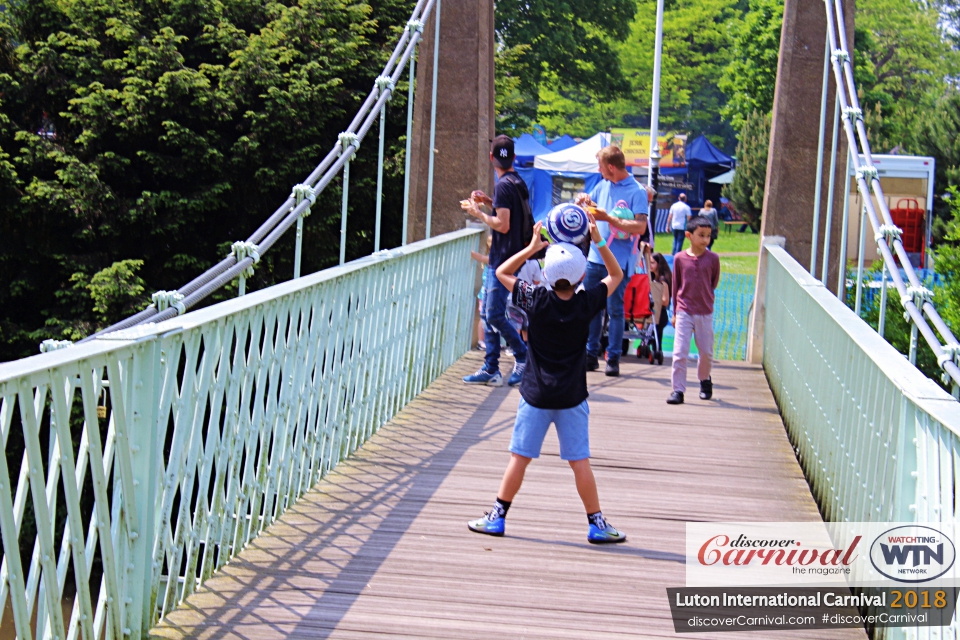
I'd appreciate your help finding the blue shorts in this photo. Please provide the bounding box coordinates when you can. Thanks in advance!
[509,398,590,461]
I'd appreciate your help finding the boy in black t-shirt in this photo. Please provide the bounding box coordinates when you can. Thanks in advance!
[467,218,627,544]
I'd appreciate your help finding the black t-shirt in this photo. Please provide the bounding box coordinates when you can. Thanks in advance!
[512,280,609,409]
[489,171,528,269]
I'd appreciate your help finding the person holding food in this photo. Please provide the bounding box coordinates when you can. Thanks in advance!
[459,135,530,388]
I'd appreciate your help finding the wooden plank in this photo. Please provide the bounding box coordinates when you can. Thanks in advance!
[151,353,866,640]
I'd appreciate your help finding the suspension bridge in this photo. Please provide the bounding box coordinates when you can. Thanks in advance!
[0,0,958,639]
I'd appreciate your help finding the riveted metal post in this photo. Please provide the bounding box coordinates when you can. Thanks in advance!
[294,220,304,279]
[878,262,888,338]
[909,315,919,365]
[854,204,866,316]
[340,159,351,265]
[125,338,162,637]
[820,93,841,285]
[835,150,852,298]
[375,103,387,252]
[402,53,416,246]
[810,36,831,278]
[424,0,441,240]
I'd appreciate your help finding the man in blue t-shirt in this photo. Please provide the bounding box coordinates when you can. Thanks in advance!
[582,145,648,377]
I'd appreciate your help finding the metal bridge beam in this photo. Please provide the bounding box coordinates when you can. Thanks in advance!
[406,0,496,243]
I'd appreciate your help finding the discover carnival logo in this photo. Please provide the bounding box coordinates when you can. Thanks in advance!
[697,533,861,569]
[869,525,956,583]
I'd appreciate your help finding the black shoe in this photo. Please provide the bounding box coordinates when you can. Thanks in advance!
[699,378,713,400]
[585,353,599,371]
[667,391,684,405]
[604,357,620,377]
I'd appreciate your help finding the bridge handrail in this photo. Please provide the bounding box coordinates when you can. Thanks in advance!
[763,245,959,640]
[68,0,439,346]
[763,243,959,522]
[823,0,960,392]
[0,229,479,639]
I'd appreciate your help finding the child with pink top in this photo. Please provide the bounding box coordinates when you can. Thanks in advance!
[667,216,721,405]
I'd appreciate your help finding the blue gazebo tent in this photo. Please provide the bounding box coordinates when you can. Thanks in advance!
[683,135,735,217]
[685,135,735,172]
[512,133,551,167]
[647,136,734,233]
[546,134,577,152]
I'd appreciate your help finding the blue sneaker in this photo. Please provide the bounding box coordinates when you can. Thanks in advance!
[507,360,526,387]
[468,511,505,536]
[588,522,626,544]
[463,368,503,386]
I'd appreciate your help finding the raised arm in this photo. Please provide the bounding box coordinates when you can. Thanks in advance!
[496,221,548,291]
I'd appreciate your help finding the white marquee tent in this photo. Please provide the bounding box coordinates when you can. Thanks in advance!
[533,132,610,174]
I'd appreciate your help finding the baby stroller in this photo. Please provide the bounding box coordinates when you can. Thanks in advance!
[624,264,663,365]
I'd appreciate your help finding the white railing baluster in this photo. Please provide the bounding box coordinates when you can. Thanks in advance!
[0,393,32,640]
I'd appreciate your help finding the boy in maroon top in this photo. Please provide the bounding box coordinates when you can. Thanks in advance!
[667,216,721,405]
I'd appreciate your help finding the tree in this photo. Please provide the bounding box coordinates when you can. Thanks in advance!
[535,0,744,150]
[718,0,783,132]
[0,0,415,361]
[853,0,955,146]
[725,110,769,231]
[494,0,637,130]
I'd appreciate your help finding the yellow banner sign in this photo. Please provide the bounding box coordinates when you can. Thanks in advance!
[609,129,687,167]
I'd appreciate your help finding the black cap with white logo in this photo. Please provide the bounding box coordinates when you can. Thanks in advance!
[491,135,515,169]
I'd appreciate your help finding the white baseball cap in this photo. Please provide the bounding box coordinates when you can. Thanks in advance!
[542,242,586,288]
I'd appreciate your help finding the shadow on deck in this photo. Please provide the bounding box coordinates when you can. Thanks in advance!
[150,352,866,639]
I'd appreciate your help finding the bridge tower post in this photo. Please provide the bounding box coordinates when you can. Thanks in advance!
[406,0,496,242]
[748,0,855,363]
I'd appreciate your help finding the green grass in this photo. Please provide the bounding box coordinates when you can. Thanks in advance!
[651,231,759,275]
[711,229,761,253]
[719,255,758,275]
[651,230,760,255]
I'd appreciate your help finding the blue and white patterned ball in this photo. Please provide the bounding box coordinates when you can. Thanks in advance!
[544,203,589,245]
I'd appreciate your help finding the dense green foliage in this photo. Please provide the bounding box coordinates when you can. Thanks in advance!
[522,0,747,148]
[724,110,768,232]
[0,0,414,361]
[494,0,637,131]
[718,0,782,132]
[853,0,955,148]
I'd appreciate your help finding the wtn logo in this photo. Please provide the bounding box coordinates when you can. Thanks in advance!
[880,543,944,569]
[870,526,956,583]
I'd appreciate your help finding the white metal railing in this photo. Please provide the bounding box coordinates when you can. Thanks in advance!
[808,0,960,395]
[0,229,479,640]
[762,245,960,640]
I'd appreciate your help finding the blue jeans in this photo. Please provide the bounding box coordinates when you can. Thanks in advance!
[585,261,627,360]
[483,266,527,372]
[672,229,686,255]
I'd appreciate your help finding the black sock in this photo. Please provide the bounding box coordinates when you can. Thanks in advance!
[492,497,511,519]
[587,511,607,529]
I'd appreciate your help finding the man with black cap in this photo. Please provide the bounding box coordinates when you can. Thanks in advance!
[460,135,529,387]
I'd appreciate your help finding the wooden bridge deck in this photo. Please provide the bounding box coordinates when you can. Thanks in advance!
[151,352,866,640]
